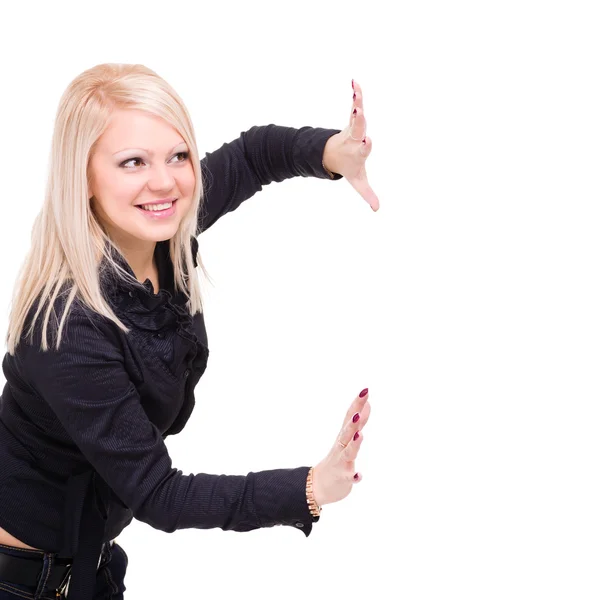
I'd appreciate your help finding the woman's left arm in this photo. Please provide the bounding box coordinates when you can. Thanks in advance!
[196,81,377,235]
[196,125,342,234]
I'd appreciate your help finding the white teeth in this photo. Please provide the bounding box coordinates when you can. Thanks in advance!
[140,201,173,211]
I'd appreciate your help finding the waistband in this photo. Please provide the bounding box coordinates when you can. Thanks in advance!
[0,539,114,561]
[0,538,116,595]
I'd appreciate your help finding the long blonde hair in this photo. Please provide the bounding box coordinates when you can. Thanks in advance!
[5,63,210,355]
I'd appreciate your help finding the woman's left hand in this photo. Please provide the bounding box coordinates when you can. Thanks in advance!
[322,80,379,212]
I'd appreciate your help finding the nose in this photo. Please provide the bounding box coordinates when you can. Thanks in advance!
[146,163,176,194]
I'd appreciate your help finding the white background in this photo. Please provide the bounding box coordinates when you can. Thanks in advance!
[0,1,599,598]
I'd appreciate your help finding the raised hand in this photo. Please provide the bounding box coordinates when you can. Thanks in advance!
[311,388,371,506]
[322,80,380,212]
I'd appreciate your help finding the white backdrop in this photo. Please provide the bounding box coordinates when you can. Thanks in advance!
[0,1,599,598]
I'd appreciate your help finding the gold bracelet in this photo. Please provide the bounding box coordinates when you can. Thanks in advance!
[306,466,322,517]
[322,160,336,180]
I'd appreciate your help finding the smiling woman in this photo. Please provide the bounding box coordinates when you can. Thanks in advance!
[87,108,197,284]
[0,62,375,599]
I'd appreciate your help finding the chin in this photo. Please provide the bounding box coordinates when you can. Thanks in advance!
[129,227,179,244]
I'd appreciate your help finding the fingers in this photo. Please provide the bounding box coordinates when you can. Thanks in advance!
[347,81,379,210]
[359,136,373,158]
[342,388,370,428]
[358,399,371,428]
[349,80,367,142]
[350,106,367,143]
[342,427,364,462]
[332,386,371,485]
[352,79,364,114]
[338,395,371,448]
[350,79,364,123]
[351,176,380,212]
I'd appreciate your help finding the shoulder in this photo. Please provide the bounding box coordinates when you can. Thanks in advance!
[20,289,121,357]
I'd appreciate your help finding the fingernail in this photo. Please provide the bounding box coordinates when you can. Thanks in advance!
[353,92,356,100]
[352,412,360,423]
[353,108,357,115]
[353,431,360,441]
[362,137,366,144]
[354,473,360,480]
[359,388,368,398]
[352,79,355,90]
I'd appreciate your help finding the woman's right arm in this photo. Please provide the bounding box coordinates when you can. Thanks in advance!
[15,308,317,536]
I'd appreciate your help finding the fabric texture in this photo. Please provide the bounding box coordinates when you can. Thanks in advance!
[0,125,342,599]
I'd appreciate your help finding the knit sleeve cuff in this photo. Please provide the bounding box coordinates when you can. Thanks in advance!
[292,127,344,180]
[250,466,320,537]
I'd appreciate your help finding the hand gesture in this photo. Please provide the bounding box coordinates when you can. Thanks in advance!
[312,388,371,506]
[322,80,379,212]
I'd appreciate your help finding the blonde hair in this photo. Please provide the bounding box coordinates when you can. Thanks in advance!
[5,63,210,355]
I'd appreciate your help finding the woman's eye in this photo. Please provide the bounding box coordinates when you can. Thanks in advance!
[120,152,189,169]
[120,157,145,169]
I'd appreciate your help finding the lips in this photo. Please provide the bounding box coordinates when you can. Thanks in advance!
[137,199,177,212]
[135,197,178,208]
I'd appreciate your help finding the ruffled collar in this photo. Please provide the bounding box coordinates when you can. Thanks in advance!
[98,237,202,350]
[99,237,198,310]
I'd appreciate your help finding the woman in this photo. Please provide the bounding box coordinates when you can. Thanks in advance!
[0,63,376,599]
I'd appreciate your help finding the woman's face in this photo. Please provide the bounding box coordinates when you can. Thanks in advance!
[88,108,195,246]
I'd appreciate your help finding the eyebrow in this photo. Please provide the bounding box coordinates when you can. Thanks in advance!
[112,142,188,156]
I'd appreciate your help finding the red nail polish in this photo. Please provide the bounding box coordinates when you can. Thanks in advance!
[362,137,366,144]
[359,388,368,398]
[354,473,360,480]
[353,92,356,100]
[353,108,357,115]
[353,431,360,441]
[352,412,360,423]
[352,79,354,90]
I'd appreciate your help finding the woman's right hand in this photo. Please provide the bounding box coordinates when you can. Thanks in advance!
[311,388,371,507]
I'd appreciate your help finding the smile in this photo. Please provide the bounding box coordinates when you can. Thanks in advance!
[135,199,177,218]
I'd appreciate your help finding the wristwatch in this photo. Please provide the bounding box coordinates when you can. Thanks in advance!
[306,466,322,518]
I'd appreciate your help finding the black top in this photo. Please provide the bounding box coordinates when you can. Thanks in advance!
[0,124,342,599]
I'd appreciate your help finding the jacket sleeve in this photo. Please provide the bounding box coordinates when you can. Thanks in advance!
[197,124,343,234]
[16,308,319,537]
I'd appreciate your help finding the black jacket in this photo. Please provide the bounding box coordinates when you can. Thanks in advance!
[0,124,342,599]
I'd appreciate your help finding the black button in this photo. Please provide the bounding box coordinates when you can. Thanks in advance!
[184,369,190,378]
[295,522,304,528]
[128,291,134,297]
[156,332,164,339]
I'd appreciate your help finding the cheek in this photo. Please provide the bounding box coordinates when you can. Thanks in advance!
[99,175,144,210]
[181,167,196,195]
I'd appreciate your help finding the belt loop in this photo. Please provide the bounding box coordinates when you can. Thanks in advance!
[33,551,54,600]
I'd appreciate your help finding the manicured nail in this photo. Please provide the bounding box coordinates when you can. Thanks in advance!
[353,431,360,441]
[354,473,360,480]
[352,412,360,423]
[362,137,366,144]
[353,107,357,115]
[359,388,368,398]
[352,79,355,90]
[353,92,356,100]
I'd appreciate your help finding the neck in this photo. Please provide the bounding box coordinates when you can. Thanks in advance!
[117,239,157,284]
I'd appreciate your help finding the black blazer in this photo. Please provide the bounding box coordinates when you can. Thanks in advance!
[0,124,342,599]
